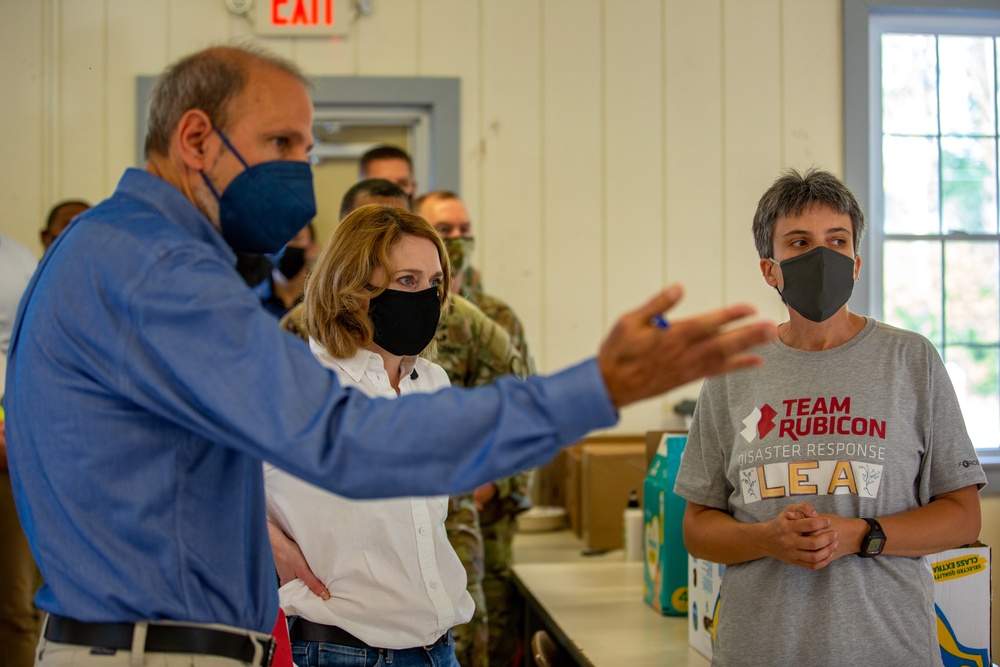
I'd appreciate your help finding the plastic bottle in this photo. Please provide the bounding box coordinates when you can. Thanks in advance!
[623,487,643,561]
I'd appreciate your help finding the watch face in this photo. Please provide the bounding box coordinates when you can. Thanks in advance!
[867,537,885,554]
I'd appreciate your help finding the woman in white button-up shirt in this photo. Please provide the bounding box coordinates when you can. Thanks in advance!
[264,205,470,667]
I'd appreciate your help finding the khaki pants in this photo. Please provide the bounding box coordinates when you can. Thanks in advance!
[0,470,41,667]
[35,617,275,667]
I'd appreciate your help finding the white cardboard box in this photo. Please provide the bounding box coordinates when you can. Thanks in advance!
[688,545,991,664]
[687,555,724,660]
[930,544,991,666]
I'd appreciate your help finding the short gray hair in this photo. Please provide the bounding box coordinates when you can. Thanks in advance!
[752,168,866,259]
[143,44,308,158]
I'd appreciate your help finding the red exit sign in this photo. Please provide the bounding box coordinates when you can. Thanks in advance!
[254,0,346,36]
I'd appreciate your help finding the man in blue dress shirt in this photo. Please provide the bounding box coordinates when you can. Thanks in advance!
[5,45,775,666]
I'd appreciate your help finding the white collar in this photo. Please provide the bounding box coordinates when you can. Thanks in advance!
[308,339,419,384]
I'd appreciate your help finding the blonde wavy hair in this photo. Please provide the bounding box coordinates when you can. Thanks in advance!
[304,204,451,359]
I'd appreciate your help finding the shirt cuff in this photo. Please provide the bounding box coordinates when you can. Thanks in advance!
[541,358,618,441]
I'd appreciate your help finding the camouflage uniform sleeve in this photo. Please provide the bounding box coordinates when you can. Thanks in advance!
[492,473,530,501]
[464,266,485,296]
[463,290,535,376]
[492,306,533,376]
[434,294,527,667]
[438,295,525,386]
[434,296,475,387]
[445,495,485,584]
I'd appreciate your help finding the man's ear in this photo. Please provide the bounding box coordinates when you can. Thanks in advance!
[174,109,217,171]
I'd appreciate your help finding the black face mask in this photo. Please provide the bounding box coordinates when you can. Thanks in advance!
[235,253,273,287]
[276,246,306,279]
[369,287,442,356]
[774,246,855,323]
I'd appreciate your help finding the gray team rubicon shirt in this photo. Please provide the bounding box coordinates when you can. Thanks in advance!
[675,318,986,667]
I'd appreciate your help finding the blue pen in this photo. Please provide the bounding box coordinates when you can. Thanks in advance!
[652,314,670,330]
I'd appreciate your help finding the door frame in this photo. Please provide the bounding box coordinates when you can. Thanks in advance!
[135,75,461,192]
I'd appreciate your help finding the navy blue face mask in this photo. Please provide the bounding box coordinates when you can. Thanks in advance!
[201,126,317,254]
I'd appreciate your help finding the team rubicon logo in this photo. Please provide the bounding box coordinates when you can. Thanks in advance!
[736,397,889,503]
[740,397,887,443]
[741,404,777,443]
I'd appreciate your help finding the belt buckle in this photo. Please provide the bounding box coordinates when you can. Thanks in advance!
[260,637,276,667]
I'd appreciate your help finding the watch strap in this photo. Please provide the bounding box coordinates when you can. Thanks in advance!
[857,517,886,558]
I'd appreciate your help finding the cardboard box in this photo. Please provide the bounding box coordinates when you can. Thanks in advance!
[642,433,688,615]
[931,543,991,665]
[688,555,724,660]
[686,545,992,663]
[559,436,645,543]
[564,444,584,537]
[579,442,647,552]
[531,441,580,508]
[645,429,687,468]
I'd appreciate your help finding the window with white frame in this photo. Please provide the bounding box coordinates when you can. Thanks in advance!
[850,6,1000,452]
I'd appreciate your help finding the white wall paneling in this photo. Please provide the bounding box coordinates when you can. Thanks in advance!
[0,0,845,432]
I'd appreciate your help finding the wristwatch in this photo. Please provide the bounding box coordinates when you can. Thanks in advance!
[857,517,886,558]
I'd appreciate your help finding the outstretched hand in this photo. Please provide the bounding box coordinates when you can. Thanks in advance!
[597,285,778,409]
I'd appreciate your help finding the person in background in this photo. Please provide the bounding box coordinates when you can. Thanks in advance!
[340,178,415,220]
[236,223,319,319]
[416,190,533,374]
[416,190,534,665]
[674,168,985,666]
[280,179,522,666]
[265,223,319,318]
[267,204,468,667]
[40,200,90,251]
[8,43,775,667]
[0,234,39,667]
[359,145,417,203]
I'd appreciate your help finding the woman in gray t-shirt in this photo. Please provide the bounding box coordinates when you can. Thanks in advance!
[675,169,985,667]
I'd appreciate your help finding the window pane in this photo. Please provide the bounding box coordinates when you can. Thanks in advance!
[882,33,938,135]
[884,240,941,341]
[944,241,999,344]
[945,345,1000,449]
[939,36,996,135]
[941,137,998,234]
[883,136,940,234]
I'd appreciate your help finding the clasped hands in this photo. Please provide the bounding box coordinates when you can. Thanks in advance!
[762,502,859,570]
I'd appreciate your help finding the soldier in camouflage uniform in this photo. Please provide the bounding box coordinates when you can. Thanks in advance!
[444,494,488,667]
[434,294,527,667]
[416,191,535,667]
[414,192,534,375]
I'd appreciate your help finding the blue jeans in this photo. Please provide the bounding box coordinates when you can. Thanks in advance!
[290,633,459,667]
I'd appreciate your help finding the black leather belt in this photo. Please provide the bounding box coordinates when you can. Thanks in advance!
[289,617,448,651]
[44,615,275,666]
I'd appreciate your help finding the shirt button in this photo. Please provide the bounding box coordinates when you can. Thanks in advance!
[429,580,439,589]
[419,526,429,536]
